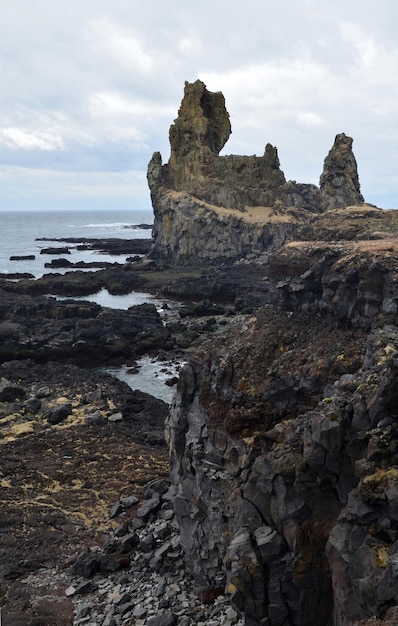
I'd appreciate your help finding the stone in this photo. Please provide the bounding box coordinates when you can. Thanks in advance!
[121,495,139,509]
[109,501,123,519]
[108,412,123,422]
[48,402,72,425]
[137,495,161,521]
[147,613,178,626]
[0,379,24,402]
[119,533,140,554]
[71,550,101,578]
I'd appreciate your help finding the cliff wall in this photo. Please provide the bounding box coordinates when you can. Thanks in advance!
[166,239,398,626]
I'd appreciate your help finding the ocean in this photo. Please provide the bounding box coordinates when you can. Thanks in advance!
[0,208,182,402]
[0,208,153,278]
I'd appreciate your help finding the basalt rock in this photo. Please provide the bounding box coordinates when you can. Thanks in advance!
[167,240,398,625]
[147,80,367,265]
[0,288,171,365]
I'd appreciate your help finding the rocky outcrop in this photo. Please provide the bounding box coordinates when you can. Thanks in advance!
[147,80,366,265]
[320,133,364,211]
[166,240,398,625]
[0,289,171,365]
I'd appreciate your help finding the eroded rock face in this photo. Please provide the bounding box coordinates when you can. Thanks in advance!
[148,81,366,265]
[167,245,398,625]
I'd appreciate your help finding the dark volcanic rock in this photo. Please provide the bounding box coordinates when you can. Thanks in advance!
[0,289,171,365]
[0,272,35,279]
[166,240,398,625]
[36,237,152,255]
[10,255,35,261]
[40,246,71,255]
[5,264,148,297]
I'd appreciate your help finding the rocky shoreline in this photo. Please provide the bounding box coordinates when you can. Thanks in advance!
[0,243,254,626]
[4,77,398,626]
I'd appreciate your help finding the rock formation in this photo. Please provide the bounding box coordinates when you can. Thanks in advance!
[320,132,364,210]
[147,80,366,265]
[145,80,398,625]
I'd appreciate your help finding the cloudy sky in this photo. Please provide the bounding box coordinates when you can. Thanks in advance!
[0,0,397,212]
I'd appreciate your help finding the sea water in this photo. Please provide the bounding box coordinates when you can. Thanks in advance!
[0,208,153,278]
[0,208,182,402]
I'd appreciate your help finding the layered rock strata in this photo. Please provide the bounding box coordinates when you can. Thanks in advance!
[147,80,365,265]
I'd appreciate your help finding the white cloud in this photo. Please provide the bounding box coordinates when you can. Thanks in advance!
[0,127,65,151]
[341,22,398,88]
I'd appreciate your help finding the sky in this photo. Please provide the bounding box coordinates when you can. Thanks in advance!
[0,0,397,213]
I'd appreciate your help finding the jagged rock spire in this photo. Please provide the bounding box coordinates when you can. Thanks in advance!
[169,79,231,160]
[320,133,364,210]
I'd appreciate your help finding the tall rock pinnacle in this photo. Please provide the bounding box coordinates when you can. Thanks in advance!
[169,79,232,160]
[320,133,364,210]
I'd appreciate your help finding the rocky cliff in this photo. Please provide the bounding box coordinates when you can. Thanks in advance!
[166,238,398,626]
[147,79,398,625]
[147,80,366,265]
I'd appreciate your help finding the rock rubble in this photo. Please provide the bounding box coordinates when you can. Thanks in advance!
[67,479,244,626]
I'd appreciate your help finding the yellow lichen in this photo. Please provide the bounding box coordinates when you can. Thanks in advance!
[0,414,19,424]
[54,396,70,405]
[10,421,35,437]
[363,468,398,485]
[376,544,389,568]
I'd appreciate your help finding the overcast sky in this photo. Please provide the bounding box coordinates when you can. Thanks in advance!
[1,0,397,212]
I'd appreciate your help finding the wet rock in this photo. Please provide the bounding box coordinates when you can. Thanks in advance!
[0,287,170,365]
[10,255,36,261]
[40,247,71,255]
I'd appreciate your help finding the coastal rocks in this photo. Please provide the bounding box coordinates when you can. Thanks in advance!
[0,361,169,444]
[147,80,367,265]
[4,264,148,296]
[36,237,152,256]
[9,254,35,261]
[149,80,319,214]
[0,289,171,365]
[268,238,398,328]
[148,189,306,266]
[41,246,71,255]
